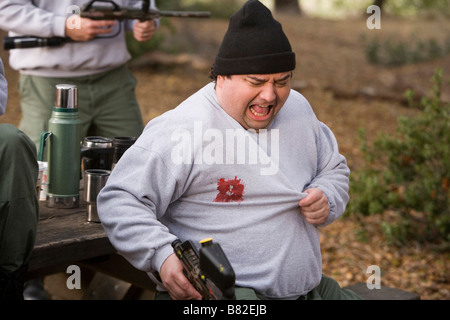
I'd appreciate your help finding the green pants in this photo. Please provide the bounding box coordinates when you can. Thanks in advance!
[0,124,39,273]
[154,275,363,300]
[18,65,144,150]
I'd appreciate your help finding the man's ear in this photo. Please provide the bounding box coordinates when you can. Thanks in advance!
[215,75,226,89]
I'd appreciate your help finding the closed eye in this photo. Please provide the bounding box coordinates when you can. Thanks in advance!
[274,80,289,88]
[245,74,291,87]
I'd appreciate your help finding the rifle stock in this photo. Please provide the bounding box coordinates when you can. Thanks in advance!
[3,36,69,50]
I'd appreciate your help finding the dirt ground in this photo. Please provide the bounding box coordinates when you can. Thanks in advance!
[1,13,449,300]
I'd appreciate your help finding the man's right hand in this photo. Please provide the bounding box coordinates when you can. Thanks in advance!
[65,16,116,41]
[159,253,203,300]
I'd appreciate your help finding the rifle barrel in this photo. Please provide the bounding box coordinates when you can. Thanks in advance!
[158,11,211,18]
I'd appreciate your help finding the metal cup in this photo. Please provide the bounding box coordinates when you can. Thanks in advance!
[112,136,136,170]
[81,136,114,174]
[83,169,110,223]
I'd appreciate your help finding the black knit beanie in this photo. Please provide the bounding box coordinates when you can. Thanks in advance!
[213,0,295,76]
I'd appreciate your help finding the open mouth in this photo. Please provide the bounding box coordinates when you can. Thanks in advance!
[249,104,273,118]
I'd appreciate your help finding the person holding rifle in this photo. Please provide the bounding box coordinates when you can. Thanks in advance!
[0,0,158,149]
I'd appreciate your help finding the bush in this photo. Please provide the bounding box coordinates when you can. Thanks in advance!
[365,37,450,66]
[346,69,450,244]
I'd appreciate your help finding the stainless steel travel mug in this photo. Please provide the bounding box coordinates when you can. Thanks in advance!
[83,169,110,223]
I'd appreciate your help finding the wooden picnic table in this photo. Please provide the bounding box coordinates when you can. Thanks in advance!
[27,196,114,279]
[27,192,156,299]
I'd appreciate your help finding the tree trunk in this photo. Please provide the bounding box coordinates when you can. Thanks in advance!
[373,0,385,11]
[275,0,302,15]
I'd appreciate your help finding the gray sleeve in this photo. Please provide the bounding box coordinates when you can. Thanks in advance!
[0,58,7,115]
[97,144,181,274]
[0,0,67,37]
[307,121,351,226]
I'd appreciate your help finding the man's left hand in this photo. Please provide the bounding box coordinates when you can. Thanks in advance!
[133,20,156,42]
[298,188,329,226]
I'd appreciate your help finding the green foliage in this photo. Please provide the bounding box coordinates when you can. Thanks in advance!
[156,0,241,19]
[323,0,449,18]
[365,36,450,66]
[384,0,450,17]
[346,69,450,244]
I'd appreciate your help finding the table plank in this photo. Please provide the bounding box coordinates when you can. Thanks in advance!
[28,199,116,278]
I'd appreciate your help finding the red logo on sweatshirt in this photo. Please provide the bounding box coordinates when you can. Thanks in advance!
[214,176,244,202]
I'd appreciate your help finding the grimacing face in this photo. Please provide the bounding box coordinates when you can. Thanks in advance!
[215,72,292,131]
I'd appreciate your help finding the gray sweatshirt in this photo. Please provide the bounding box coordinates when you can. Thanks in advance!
[0,0,156,77]
[97,82,350,299]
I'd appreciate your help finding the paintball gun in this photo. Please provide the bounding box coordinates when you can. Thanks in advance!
[172,238,236,300]
[3,0,210,50]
